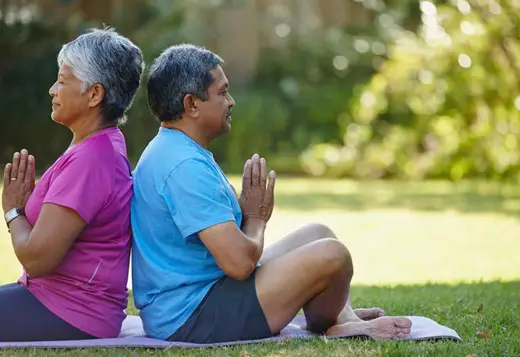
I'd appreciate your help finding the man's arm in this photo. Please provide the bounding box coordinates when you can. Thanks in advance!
[198,218,265,281]
[165,155,275,281]
[198,154,275,280]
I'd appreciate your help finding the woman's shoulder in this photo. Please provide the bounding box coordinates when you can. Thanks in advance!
[68,128,126,165]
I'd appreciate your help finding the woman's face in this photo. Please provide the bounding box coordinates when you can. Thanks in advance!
[48,64,90,125]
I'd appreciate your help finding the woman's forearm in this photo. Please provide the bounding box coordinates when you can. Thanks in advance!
[8,216,37,271]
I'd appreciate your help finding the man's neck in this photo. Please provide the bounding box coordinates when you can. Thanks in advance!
[161,121,209,148]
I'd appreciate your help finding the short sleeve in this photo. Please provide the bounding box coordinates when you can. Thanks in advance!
[43,148,112,223]
[161,158,235,239]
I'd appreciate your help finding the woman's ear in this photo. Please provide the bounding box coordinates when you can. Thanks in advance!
[88,84,105,108]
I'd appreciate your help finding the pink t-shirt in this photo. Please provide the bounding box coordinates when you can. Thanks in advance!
[19,126,132,338]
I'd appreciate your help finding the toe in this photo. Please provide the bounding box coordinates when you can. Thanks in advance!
[355,307,386,321]
[395,331,409,339]
[374,308,385,317]
[394,317,412,328]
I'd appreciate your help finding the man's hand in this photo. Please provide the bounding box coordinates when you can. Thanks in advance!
[238,153,276,223]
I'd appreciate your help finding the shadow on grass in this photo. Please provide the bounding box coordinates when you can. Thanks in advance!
[275,181,520,216]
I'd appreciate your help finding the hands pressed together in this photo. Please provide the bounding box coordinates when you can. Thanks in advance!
[3,150,273,226]
[2,149,36,213]
[238,153,276,223]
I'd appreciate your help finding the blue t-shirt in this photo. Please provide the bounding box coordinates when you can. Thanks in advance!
[130,128,243,339]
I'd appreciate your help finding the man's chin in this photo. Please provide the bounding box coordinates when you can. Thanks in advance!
[223,119,232,132]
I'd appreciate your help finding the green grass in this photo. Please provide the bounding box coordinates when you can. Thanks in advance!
[1,178,519,356]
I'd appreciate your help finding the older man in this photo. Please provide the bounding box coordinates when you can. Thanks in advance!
[130,44,411,343]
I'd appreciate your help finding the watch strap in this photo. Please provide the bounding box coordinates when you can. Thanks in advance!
[4,208,24,226]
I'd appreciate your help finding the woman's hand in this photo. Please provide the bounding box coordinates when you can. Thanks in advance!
[2,149,36,213]
[238,153,276,223]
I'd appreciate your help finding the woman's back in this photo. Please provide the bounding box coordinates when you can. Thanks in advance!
[22,127,132,338]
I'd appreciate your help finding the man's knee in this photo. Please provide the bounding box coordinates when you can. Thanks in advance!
[311,239,353,278]
[305,223,337,240]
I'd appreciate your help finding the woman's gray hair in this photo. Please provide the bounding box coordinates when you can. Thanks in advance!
[57,27,144,125]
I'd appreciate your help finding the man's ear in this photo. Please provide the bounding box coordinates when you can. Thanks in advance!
[87,84,105,108]
[183,94,199,118]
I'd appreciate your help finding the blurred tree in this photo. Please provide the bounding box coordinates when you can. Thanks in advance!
[301,0,520,181]
[6,0,518,181]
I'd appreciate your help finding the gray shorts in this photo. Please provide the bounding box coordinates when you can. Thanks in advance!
[168,270,272,343]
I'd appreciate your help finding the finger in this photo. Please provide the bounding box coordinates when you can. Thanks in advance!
[251,153,260,186]
[260,158,267,188]
[26,155,35,187]
[242,159,252,191]
[266,170,276,200]
[3,163,12,187]
[17,149,28,182]
[11,152,20,179]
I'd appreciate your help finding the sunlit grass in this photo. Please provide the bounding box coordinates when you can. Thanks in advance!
[2,178,519,285]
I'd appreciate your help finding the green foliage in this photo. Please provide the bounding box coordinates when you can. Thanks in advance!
[0,22,73,169]
[3,0,519,181]
[302,0,520,181]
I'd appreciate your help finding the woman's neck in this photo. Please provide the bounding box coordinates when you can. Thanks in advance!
[69,116,114,147]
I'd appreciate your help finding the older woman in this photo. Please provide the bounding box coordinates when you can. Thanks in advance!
[0,28,144,341]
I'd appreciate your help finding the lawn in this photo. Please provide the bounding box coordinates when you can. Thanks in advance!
[0,178,519,356]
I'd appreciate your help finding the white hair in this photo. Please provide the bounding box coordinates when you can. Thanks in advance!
[57,27,145,124]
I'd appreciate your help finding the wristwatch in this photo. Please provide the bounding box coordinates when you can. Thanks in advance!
[4,208,24,226]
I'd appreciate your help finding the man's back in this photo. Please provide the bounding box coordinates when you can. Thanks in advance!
[130,127,243,339]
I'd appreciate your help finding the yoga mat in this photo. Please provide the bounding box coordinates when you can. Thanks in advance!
[0,314,462,349]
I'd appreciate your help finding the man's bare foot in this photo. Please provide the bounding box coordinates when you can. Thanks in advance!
[354,307,385,321]
[326,316,412,340]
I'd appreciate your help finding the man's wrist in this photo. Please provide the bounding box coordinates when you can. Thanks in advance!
[243,216,267,228]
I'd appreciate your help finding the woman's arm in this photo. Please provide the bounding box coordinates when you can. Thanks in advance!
[3,149,89,277]
[8,204,86,278]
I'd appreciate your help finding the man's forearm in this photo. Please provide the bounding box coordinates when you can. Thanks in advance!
[241,218,266,263]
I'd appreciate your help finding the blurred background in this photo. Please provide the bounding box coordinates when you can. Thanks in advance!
[1,0,520,288]
[1,0,519,180]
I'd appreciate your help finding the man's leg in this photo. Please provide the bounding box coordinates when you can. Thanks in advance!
[260,223,384,321]
[255,239,411,338]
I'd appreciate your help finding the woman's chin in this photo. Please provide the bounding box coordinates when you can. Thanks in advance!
[50,112,64,124]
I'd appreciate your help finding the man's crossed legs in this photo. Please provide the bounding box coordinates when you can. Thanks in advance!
[256,223,412,339]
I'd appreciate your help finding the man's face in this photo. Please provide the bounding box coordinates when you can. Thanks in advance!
[197,65,235,138]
